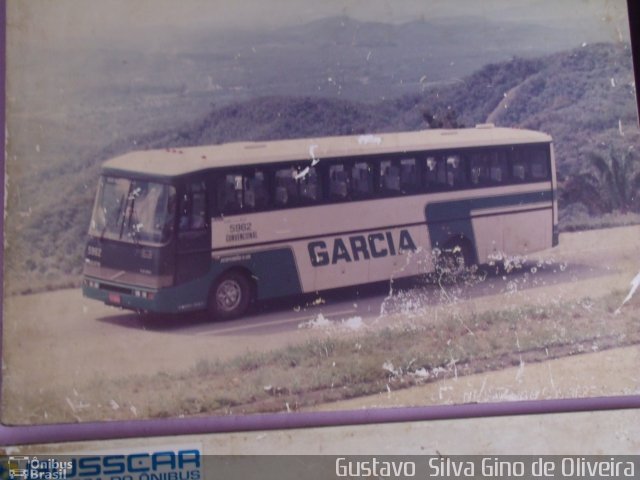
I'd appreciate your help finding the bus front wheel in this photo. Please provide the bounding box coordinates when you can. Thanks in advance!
[209,271,251,320]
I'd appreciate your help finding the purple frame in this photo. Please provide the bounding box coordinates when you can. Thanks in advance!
[1,396,639,446]
[1,0,639,448]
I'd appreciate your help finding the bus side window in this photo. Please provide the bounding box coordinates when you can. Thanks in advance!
[489,151,508,184]
[162,188,176,238]
[446,154,467,188]
[351,161,373,199]
[329,164,349,201]
[275,167,299,207]
[299,166,322,203]
[399,158,419,193]
[244,169,269,210]
[469,153,490,187]
[511,148,529,182]
[379,159,400,195]
[529,148,550,180]
[180,181,207,230]
[191,191,206,229]
[424,155,447,190]
[216,174,243,214]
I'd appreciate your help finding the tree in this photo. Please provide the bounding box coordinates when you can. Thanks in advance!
[421,107,462,129]
[573,146,640,213]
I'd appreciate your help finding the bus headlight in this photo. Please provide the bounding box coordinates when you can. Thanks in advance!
[134,289,155,300]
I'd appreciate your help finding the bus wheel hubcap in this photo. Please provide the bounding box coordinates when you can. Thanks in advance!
[217,280,242,311]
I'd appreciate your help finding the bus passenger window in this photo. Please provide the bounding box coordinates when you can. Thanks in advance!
[275,167,298,207]
[179,194,189,229]
[299,166,322,202]
[425,156,447,189]
[244,169,269,210]
[470,151,506,186]
[446,154,467,188]
[399,158,419,193]
[513,165,526,181]
[489,152,508,183]
[351,161,373,198]
[217,174,243,214]
[244,183,255,209]
[379,159,400,194]
[469,154,490,186]
[329,164,349,200]
[163,189,177,238]
[180,181,207,230]
[530,149,550,180]
[511,149,529,182]
[190,190,206,229]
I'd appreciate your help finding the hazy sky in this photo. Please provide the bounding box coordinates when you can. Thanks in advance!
[8,0,631,48]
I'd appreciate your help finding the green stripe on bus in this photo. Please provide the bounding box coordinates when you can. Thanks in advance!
[213,247,302,300]
[425,190,553,260]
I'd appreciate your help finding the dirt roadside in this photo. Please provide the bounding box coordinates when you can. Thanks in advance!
[310,344,640,411]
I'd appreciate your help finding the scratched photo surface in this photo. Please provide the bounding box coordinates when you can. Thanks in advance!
[3,0,639,425]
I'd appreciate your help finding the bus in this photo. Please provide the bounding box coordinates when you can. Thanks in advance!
[83,125,558,319]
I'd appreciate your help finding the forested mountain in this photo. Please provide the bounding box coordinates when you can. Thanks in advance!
[5,42,638,293]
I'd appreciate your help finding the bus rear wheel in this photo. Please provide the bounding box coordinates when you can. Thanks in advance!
[435,238,474,279]
[209,271,251,320]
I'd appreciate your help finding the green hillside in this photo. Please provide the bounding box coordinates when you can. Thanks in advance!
[4,42,638,294]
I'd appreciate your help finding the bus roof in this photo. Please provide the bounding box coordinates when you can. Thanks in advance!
[103,126,552,178]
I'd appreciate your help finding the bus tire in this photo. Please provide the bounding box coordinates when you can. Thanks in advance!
[209,270,251,320]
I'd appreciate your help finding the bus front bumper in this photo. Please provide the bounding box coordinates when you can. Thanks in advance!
[83,277,202,314]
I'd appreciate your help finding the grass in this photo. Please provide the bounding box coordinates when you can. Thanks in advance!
[3,288,638,425]
[559,210,640,232]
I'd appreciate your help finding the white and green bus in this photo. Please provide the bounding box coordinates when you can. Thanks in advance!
[83,125,558,319]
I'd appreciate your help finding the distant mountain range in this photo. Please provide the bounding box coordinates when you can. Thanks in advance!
[12,14,616,114]
[163,14,617,101]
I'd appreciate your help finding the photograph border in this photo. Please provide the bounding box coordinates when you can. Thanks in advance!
[1,0,639,447]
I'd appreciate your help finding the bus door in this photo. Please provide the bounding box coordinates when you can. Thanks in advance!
[175,179,211,284]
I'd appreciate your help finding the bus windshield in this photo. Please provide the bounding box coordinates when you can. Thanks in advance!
[89,176,176,245]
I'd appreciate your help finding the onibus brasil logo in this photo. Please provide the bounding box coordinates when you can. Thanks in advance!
[4,457,71,480]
